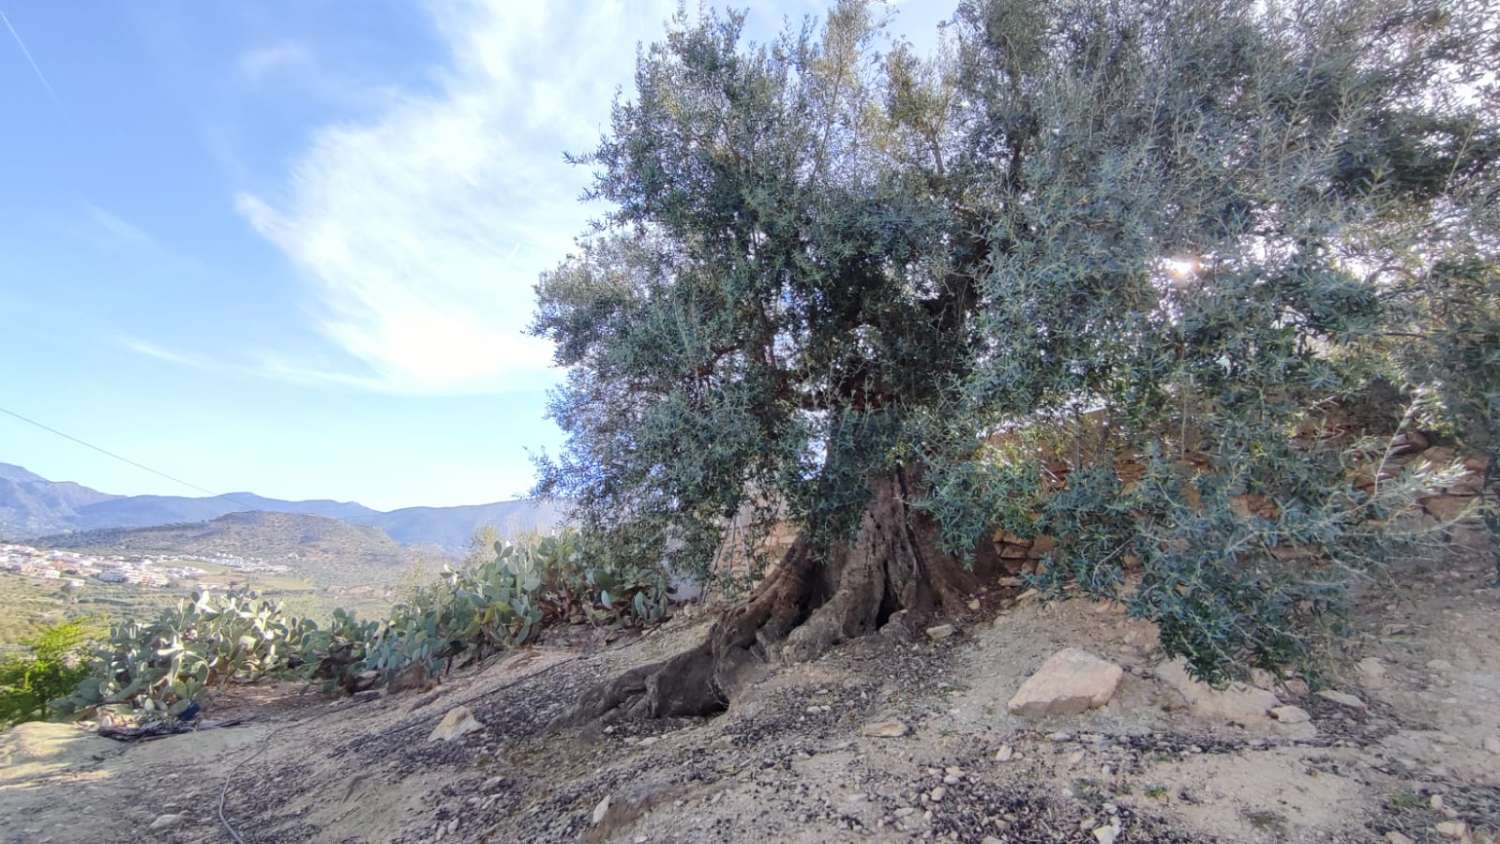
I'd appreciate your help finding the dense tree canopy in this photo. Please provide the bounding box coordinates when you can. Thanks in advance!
[533,0,1498,692]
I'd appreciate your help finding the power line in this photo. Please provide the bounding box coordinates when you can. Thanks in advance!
[0,404,217,495]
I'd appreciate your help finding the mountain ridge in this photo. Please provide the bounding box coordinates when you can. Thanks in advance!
[0,462,565,552]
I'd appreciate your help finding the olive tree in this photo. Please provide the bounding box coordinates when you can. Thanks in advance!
[533,0,1498,717]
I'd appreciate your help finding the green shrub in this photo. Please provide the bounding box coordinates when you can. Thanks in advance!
[0,620,98,727]
[58,529,671,719]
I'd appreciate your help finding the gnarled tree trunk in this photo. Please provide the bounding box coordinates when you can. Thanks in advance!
[567,467,993,721]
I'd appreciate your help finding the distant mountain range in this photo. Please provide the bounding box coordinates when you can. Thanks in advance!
[0,462,566,553]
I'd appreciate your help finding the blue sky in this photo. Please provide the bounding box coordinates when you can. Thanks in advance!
[0,1,946,510]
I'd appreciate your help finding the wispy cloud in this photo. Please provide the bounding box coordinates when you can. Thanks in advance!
[119,337,217,370]
[237,0,677,395]
[249,350,388,391]
[86,203,158,251]
[0,8,64,116]
[120,336,382,390]
[237,40,314,84]
[84,202,213,279]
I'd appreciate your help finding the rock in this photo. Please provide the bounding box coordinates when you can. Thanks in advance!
[428,706,483,742]
[388,660,433,694]
[1421,446,1458,466]
[1385,833,1414,844]
[1270,705,1310,724]
[591,795,611,826]
[926,624,957,641]
[1093,823,1120,844]
[1000,543,1031,560]
[1317,690,1367,709]
[1484,736,1500,755]
[351,689,382,703]
[1423,495,1477,522]
[1391,429,1430,453]
[968,599,981,611]
[1435,821,1468,840]
[1357,657,1387,687]
[1007,648,1124,718]
[1155,658,1279,723]
[1445,471,1484,495]
[1427,659,1455,673]
[149,814,182,831]
[879,610,914,640]
[861,720,911,738]
[930,786,946,802]
[994,744,1014,762]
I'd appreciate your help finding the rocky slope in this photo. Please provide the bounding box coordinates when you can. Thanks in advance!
[3,541,1497,843]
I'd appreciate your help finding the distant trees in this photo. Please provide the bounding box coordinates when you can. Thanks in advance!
[533,0,1499,716]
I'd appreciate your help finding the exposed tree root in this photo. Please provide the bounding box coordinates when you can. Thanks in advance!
[566,469,996,721]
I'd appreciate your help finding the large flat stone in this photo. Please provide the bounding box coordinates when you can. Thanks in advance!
[1008,648,1123,718]
[1155,658,1279,724]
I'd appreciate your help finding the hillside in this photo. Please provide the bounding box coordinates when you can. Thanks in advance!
[4,547,1497,843]
[367,498,571,551]
[37,511,435,589]
[0,463,119,538]
[0,462,565,552]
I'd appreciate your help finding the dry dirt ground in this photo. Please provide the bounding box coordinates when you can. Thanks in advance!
[4,551,1498,844]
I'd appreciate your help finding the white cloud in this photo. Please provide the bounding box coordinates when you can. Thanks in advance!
[237,0,679,395]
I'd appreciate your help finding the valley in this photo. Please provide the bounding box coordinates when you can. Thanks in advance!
[0,561,365,654]
[0,463,561,649]
[0,534,416,651]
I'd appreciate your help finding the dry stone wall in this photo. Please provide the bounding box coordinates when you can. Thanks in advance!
[708,433,1490,591]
